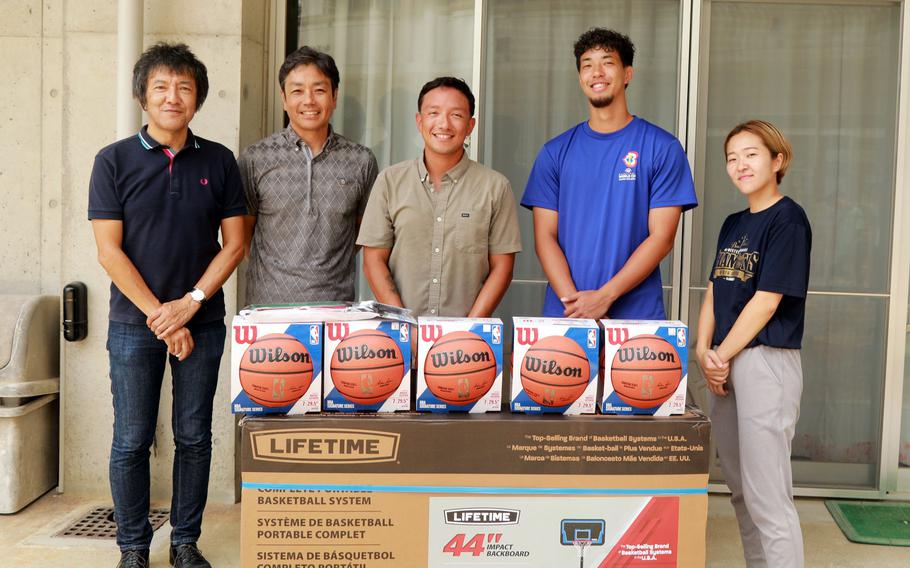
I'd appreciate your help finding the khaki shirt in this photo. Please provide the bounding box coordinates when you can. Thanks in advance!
[357,152,522,316]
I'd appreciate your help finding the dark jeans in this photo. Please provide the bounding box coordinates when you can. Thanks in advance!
[107,319,225,552]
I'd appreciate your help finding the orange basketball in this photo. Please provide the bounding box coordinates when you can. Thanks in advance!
[330,329,405,405]
[424,331,497,405]
[239,333,313,408]
[610,334,682,408]
[520,335,590,407]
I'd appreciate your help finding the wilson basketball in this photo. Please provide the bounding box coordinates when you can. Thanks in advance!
[610,334,683,408]
[424,331,496,405]
[330,329,405,405]
[520,335,590,407]
[239,333,313,408]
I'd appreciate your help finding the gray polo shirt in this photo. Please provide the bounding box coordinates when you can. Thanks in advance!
[240,126,378,305]
[357,151,522,316]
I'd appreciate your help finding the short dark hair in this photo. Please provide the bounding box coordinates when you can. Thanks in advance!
[417,77,475,116]
[279,46,340,93]
[573,28,635,70]
[132,42,209,110]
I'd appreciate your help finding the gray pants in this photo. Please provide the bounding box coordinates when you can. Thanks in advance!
[707,345,805,568]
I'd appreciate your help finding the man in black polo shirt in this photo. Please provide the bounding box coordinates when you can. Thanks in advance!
[89,43,246,568]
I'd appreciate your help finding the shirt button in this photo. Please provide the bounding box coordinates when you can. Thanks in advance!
[436,217,442,222]
[434,248,440,254]
[432,278,438,283]
[295,146,300,152]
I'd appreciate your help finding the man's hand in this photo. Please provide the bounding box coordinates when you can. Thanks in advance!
[697,348,729,396]
[163,327,195,361]
[561,289,613,319]
[147,294,200,339]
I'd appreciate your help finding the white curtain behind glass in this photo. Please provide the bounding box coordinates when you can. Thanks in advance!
[298,0,474,169]
[692,3,899,475]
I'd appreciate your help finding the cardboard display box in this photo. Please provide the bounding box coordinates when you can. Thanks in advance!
[511,317,600,415]
[241,411,710,567]
[600,320,688,416]
[323,319,412,412]
[416,317,504,413]
[230,319,323,415]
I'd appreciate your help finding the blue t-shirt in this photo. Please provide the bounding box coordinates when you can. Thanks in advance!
[88,126,248,325]
[710,196,811,349]
[521,117,697,318]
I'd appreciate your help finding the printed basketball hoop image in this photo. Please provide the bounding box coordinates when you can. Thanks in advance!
[560,519,605,568]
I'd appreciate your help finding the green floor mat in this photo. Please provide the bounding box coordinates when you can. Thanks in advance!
[825,500,910,546]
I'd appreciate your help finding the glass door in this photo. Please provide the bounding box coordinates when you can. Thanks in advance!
[689,0,901,490]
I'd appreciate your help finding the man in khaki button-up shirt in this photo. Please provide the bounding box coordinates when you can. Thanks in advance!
[357,77,521,317]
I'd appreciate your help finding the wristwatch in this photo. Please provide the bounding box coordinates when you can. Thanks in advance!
[189,287,207,304]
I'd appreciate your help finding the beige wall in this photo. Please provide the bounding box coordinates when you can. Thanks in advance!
[0,0,270,502]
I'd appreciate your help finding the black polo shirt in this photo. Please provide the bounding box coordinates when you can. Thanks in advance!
[88,126,247,325]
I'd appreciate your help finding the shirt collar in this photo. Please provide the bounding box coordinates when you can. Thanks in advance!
[416,149,472,184]
[283,124,337,154]
[137,125,200,151]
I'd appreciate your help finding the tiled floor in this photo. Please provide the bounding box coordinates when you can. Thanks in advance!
[2,492,910,567]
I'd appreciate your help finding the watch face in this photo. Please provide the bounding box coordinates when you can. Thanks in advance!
[191,289,205,302]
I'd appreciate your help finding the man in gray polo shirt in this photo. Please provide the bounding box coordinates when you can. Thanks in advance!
[240,47,378,305]
[358,77,521,317]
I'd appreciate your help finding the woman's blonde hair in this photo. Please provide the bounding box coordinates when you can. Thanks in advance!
[724,120,793,184]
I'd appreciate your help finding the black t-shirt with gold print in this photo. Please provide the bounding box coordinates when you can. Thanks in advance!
[710,196,812,349]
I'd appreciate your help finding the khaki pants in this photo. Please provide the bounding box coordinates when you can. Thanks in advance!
[708,345,805,568]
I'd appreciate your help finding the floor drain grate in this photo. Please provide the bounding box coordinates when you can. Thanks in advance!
[55,507,170,540]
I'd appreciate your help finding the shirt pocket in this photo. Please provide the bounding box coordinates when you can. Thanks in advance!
[455,209,490,254]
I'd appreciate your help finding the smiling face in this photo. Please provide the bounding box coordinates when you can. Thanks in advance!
[725,131,784,198]
[415,86,476,159]
[577,47,633,109]
[144,67,197,139]
[281,64,337,138]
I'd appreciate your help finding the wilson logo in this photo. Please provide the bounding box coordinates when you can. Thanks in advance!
[445,508,520,525]
[616,346,677,364]
[246,346,310,365]
[234,326,258,345]
[326,323,350,341]
[335,343,399,363]
[250,429,400,464]
[523,356,583,378]
[515,328,539,346]
[421,325,443,343]
[430,349,491,368]
[605,328,630,346]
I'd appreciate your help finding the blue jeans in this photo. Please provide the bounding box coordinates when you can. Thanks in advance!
[107,319,225,552]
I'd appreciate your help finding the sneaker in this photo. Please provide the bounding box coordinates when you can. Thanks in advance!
[170,543,213,568]
[116,550,149,568]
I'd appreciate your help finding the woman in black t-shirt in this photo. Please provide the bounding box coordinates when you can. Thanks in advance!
[696,120,811,568]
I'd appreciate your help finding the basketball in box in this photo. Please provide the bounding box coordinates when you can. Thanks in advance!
[416,317,504,413]
[323,319,411,412]
[600,320,688,416]
[511,317,599,415]
[230,317,323,414]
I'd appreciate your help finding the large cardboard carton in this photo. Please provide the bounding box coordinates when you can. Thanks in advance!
[511,317,599,414]
[241,411,710,567]
[601,320,688,416]
[416,317,504,413]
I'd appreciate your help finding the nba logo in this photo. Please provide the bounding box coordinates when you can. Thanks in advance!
[309,325,320,345]
[587,329,597,349]
[400,324,409,343]
[492,325,501,344]
[677,328,687,347]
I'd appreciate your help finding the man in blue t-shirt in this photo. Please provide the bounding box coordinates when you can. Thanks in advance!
[522,28,698,319]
